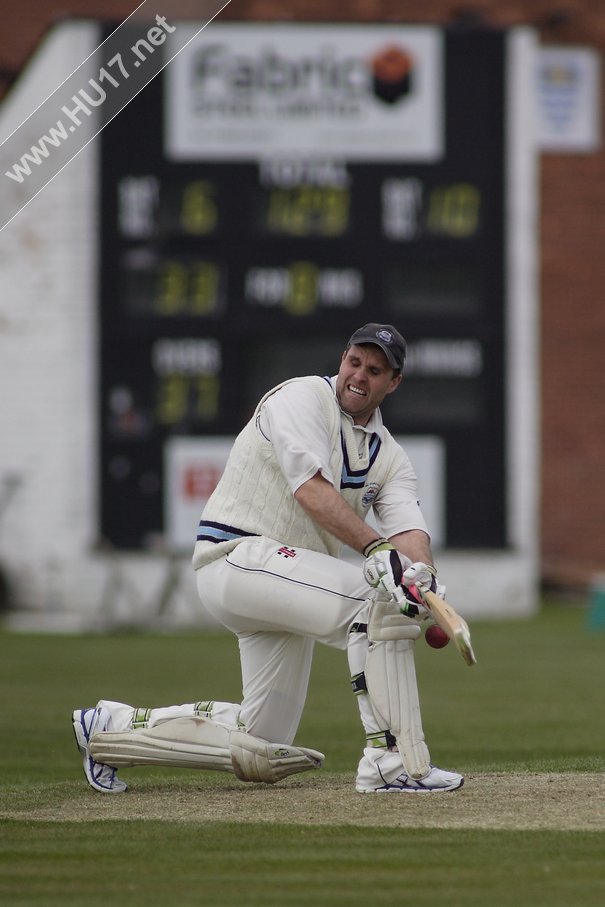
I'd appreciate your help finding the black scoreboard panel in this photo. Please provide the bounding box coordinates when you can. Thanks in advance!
[99,26,507,550]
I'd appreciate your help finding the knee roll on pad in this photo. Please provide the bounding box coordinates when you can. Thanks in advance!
[228,730,324,784]
[368,594,422,642]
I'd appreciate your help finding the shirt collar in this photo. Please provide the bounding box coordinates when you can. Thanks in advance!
[328,375,384,435]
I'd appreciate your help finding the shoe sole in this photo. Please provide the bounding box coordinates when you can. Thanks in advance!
[357,777,464,793]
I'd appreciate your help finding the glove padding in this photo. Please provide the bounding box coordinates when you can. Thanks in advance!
[362,539,405,603]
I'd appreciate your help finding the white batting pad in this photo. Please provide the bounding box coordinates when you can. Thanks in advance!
[89,717,233,771]
[89,717,324,784]
[364,598,430,779]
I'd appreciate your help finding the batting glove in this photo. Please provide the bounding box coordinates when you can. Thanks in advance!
[362,538,405,603]
[399,588,430,621]
[402,561,438,595]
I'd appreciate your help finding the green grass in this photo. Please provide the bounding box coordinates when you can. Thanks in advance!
[1,599,605,905]
[1,822,604,906]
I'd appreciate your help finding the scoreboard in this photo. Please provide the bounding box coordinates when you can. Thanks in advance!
[99,23,508,551]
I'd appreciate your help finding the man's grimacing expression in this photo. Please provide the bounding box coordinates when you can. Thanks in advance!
[335,344,402,426]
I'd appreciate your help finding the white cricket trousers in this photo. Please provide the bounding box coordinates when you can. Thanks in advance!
[196,535,372,745]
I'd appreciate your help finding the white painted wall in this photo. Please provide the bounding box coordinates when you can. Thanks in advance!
[0,22,99,614]
[0,22,200,629]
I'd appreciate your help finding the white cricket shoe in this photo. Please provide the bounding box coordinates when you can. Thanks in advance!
[72,706,127,793]
[357,764,464,793]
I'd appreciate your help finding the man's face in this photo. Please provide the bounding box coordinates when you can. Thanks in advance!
[335,344,402,425]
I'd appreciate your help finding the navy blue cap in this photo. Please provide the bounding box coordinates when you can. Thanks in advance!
[347,323,406,373]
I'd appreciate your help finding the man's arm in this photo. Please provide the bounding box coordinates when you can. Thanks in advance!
[295,474,436,604]
[389,530,434,569]
[294,475,435,563]
[294,473,380,554]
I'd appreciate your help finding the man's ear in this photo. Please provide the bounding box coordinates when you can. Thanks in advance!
[387,373,403,395]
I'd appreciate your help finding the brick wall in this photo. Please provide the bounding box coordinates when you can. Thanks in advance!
[1,0,604,591]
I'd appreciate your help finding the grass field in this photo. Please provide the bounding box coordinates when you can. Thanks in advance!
[1,599,604,905]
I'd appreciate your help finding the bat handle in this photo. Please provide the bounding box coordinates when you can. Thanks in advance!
[408,583,424,603]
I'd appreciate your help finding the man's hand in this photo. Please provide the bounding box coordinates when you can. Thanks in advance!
[402,561,438,595]
[362,538,405,603]
[398,586,430,621]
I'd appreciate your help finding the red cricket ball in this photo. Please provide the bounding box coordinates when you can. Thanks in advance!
[425,624,450,649]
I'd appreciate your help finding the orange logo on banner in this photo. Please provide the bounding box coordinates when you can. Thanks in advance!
[183,465,223,499]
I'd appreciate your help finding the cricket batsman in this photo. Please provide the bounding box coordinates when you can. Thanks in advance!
[73,324,464,794]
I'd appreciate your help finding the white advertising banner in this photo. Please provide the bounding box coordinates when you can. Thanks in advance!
[165,436,233,552]
[165,23,444,161]
[535,46,601,152]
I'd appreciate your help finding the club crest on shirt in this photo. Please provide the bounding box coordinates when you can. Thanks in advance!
[362,483,381,507]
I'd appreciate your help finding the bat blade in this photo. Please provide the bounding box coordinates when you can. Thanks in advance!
[420,588,477,667]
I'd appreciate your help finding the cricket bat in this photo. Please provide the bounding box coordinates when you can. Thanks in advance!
[413,587,477,666]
